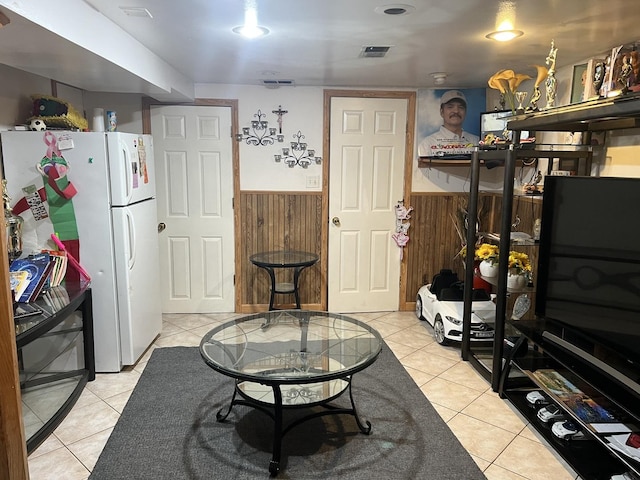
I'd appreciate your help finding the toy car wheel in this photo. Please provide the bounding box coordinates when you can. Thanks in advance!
[433,316,449,345]
[415,295,425,320]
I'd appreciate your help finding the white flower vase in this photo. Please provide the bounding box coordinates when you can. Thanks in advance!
[507,272,527,290]
[479,260,499,277]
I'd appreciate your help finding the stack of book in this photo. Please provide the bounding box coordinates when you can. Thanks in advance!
[9,250,68,303]
[42,250,68,288]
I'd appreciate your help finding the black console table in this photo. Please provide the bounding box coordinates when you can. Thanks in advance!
[15,282,95,453]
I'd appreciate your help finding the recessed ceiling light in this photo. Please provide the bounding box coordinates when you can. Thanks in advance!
[232,24,269,39]
[486,29,523,42]
[430,72,448,85]
[233,2,269,39]
[374,4,416,16]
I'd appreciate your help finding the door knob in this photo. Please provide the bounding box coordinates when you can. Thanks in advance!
[157,222,166,233]
[332,217,340,226]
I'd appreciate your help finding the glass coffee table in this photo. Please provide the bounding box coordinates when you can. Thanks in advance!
[199,310,383,476]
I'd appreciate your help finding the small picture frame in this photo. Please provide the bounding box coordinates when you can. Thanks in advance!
[604,43,640,96]
[570,63,588,103]
[584,58,605,100]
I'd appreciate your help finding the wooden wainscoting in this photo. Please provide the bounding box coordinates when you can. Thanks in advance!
[239,191,323,312]
[405,192,494,304]
[237,189,542,314]
[404,192,543,312]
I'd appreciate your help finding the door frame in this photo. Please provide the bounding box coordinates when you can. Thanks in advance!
[142,98,242,312]
[322,90,416,311]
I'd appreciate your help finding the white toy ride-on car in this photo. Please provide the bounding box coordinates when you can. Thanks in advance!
[416,269,496,345]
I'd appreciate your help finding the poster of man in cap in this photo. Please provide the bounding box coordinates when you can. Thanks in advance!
[417,88,485,158]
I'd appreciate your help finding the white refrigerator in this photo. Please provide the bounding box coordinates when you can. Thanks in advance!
[1,130,162,372]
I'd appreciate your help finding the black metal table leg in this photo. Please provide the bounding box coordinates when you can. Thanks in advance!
[293,266,303,308]
[348,378,372,434]
[264,266,277,311]
[216,383,239,421]
[269,385,284,476]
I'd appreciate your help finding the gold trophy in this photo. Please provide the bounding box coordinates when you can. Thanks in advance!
[2,179,23,261]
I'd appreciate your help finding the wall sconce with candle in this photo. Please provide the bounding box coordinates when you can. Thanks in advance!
[235,109,284,146]
[274,130,322,168]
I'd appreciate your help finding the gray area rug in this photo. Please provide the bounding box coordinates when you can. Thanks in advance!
[89,346,486,479]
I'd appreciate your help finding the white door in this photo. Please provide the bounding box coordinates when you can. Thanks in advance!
[151,105,235,313]
[328,97,407,312]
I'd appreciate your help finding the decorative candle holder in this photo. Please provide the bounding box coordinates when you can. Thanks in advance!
[236,109,284,146]
[274,131,322,168]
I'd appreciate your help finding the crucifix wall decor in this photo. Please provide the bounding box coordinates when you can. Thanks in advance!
[235,109,284,146]
[271,105,288,134]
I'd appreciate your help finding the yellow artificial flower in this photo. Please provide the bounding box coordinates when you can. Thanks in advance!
[531,64,549,88]
[508,251,532,274]
[488,69,533,113]
[475,243,499,263]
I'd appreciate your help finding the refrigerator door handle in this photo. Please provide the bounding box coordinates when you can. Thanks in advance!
[121,140,134,204]
[125,207,137,270]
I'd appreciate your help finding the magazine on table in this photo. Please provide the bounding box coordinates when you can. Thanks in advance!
[9,253,55,303]
[532,369,632,430]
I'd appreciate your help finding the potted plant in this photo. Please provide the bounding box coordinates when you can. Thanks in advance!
[476,243,499,277]
[507,250,532,289]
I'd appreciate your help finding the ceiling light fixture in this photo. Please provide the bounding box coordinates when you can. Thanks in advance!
[431,72,447,85]
[233,1,269,39]
[486,1,523,42]
[486,29,523,42]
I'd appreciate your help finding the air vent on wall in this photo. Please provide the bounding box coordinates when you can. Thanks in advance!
[360,46,391,58]
[261,79,295,89]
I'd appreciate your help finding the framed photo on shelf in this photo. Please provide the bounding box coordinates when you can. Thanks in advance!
[584,58,605,100]
[605,43,640,96]
[570,63,588,103]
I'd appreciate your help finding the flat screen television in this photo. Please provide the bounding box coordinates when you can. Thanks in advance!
[536,175,640,395]
[479,110,531,144]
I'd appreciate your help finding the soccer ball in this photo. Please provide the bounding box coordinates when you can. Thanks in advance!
[29,119,46,131]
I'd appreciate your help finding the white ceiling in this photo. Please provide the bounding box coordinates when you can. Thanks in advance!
[1,0,639,99]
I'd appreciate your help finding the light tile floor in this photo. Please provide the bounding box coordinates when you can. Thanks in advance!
[26,311,579,480]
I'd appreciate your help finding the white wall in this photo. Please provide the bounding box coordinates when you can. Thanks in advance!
[601,129,640,177]
[195,83,324,192]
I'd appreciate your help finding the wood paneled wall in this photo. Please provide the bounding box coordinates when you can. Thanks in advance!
[239,191,323,311]
[405,193,491,302]
[237,189,542,313]
[404,192,543,305]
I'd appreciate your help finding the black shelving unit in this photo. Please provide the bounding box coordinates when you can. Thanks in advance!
[461,146,518,390]
[462,94,640,480]
[15,283,95,453]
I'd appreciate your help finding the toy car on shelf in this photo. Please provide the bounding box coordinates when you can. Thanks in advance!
[551,420,586,440]
[525,390,550,407]
[415,269,496,345]
[537,404,565,424]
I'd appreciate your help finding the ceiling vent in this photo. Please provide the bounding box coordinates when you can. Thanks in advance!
[360,46,391,58]
[261,79,295,89]
[119,7,153,18]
